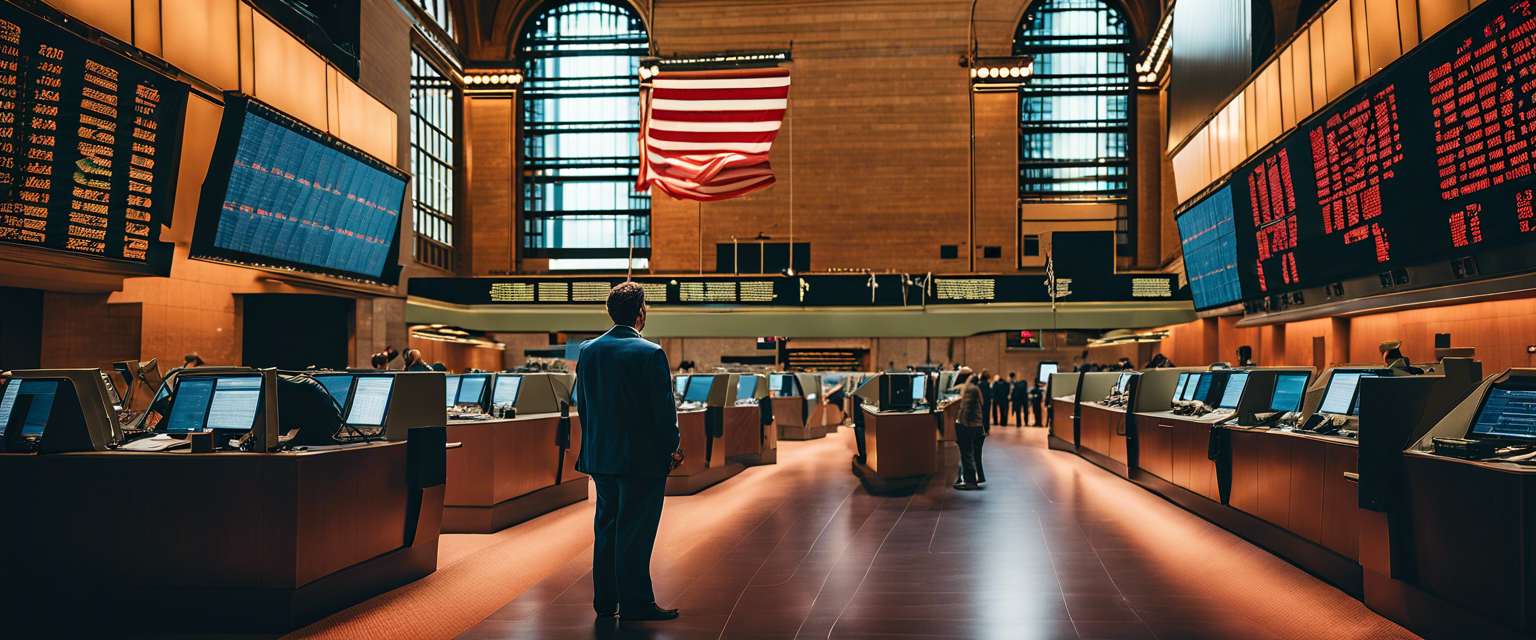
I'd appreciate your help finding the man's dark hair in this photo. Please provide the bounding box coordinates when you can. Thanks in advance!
[607,282,647,327]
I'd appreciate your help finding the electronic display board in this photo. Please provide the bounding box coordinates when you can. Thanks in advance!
[0,2,186,274]
[193,94,406,284]
[1179,0,1536,304]
[1176,185,1245,309]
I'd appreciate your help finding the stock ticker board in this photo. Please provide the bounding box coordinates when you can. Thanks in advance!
[192,96,408,284]
[0,2,186,274]
[1178,0,1536,309]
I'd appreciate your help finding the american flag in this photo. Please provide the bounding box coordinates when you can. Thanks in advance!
[637,68,791,202]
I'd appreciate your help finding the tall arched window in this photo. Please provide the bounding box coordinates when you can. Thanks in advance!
[415,0,456,39]
[518,1,649,270]
[1014,0,1132,201]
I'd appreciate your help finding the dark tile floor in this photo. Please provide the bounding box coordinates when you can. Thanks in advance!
[457,427,1418,640]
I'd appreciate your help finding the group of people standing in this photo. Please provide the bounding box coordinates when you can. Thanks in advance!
[951,369,1047,490]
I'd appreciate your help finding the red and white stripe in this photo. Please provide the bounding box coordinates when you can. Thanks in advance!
[638,68,791,202]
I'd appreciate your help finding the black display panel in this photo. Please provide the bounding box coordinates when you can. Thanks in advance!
[193,94,406,284]
[1180,1,1536,303]
[0,2,186,274]
[1270,373,1308,413]
[1470,376,1536,442]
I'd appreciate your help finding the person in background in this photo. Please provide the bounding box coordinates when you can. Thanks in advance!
[1145,353,1174,369]
[1117,357,1134,371]
[1010,373,1028,428]
[1029,380,1046,427]
[1380,340,1425,375]
[431,363,448,372]
[888,361,897,372]
[166,353,204,378]
[370,347,399,371]
[953,367,984,490]
[1236,346,1257,367]
[991,374,1012,427]
[402,349,432,372]
[575,282,684,622]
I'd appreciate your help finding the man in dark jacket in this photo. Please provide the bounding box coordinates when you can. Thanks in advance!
[1010,373,1028,427]
[953,368,985,490]
[991,374,1012,426]
[575,283,684,622]
[1029,380,1045,427]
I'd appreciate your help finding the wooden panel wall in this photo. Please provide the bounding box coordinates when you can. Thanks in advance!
[409,336,505,372]
[466,98,517,275]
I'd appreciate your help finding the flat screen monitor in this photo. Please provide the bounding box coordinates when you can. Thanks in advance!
[1173,373,1190,401]
[191,95,407,283]
[772,374,795,396]
[0,380,57,438]
[1037,362,1058,384]
[1116,373,1133,394]
[456,374,489,405]
[684,376,713,404]
[206,377,262,430]
[345,377,393,427]
[674,376,688,396]
[445,375,461,407]
[493,375,522,405]
[737,376,757,400]
[1319,372,1368,415]
[1218,373,1249,409]
[1469,378,1536,442]
[911,375,926,404]
[1270,374,1309,413]
[314,374,353,409]
[1191,374,1213,403]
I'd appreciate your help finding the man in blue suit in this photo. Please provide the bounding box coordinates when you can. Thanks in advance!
[575,282,684,622]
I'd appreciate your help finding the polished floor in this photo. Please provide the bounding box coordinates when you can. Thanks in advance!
[291,426,1418,640]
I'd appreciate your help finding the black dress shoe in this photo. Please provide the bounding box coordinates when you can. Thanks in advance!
[621,603,680,621]
[596,610,617,618]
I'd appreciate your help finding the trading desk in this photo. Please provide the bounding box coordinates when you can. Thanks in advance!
[722,404,776,466]
[0,438,443,634]
[668,409,745,495]
[444,413,587,533]
[808,401,844,432]
[1078,402,1129,473]
[774,396,825,440]
[1050,397,1076,450]
[1133,410,1223,503]
[851,406,940,495]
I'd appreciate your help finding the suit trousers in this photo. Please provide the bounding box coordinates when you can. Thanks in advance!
[1012,400,1026,427]
[993,398,1008,426]
[590,473,667,612]
[955,425,983,485]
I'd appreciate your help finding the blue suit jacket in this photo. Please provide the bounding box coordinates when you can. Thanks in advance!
[575,325,681,477]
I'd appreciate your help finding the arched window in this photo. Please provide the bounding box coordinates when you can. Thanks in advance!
[416,0,456,39]
[1014,0,1132,201]
[518,1,649,270]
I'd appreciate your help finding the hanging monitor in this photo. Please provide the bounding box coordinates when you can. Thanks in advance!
[493,375,523,405]
[1270,374,1309,413]
[1218,372,1249,409]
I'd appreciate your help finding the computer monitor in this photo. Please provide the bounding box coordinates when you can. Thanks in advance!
[1037,362,1058,384]
[345,376,394,427]
[445,375,462,407]
[1116,373,1132,394]
[1469,377,1536,442]
[772,373,795,396]
[1319,372,1369,415]
[674,376,688,396]
[684,375,713,404]
[0,379,56,439]
[1173,373,1190,400]
[1269,374,1308,413]
[456,374,489,405]
[737,376,757,400]
[493,375,523,405]
[165,375,262,433]
[1218,372,1249,409]
[1191,374,1213,403]
[911,375,926,404]
[313,374,353,409]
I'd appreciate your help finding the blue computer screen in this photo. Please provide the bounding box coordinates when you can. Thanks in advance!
[1320,372,1366,415]
[445,376,461,407]
[674,376,688,395]
[1173,373,1190,400]
[314,374,352,408]
[1471,385,1536,441]
[737,376,757,400]
[493,376,522,405]
[685,376,713,403]
[1192,374,1214,403]
[911,375,926,403]
[1116,373,1132,394]
[1177,186,1244,310]
[346,377,393,427]
[11,380,57,437]
[205,102,407,280]
[457,375,489,405]
[1270,374,1308,413]
[1218,373,1249,409]
[167,377,215,433]
[0,381,18,437]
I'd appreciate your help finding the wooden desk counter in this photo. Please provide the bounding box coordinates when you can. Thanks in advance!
[0,441,441,633]
[722,404,776,466]
[1133,411,1222,503]
[668,409,745,495]
[444,413,587,533]
[1050,397,1076,448]
[775,396,826,440]
[852,407,941,495]
[1079,402,1129,471]
[1226,427,1359,562]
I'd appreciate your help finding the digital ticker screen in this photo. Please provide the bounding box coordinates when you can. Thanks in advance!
[1178,0,1536,305]
[193,95,406,283]
[0,4,187,274]
[1176,186,1244,309]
